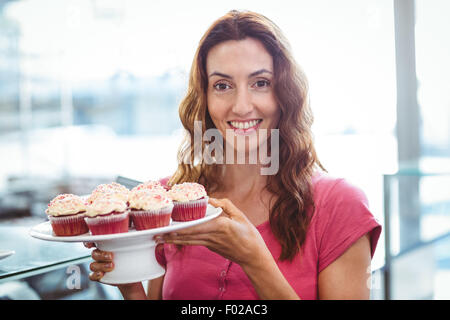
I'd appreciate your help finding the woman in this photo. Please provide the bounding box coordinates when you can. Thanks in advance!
[87,10,381,300]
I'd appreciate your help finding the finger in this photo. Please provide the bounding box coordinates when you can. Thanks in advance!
[92,249,114,262]
[84,242,96,249]
[165,215,228,236]
[163,231,213,243]
[90,261,114,273]
[89,271,104,282]
[163,238,212,247]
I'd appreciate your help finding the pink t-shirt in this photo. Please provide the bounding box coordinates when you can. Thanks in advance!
[156,173,382,300]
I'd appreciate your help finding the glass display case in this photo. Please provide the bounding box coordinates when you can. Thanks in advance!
[383,169,450,299]
[0,175,141,299]
[0,222,127,299]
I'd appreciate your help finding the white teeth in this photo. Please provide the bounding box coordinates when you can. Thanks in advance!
[230,120,261,129]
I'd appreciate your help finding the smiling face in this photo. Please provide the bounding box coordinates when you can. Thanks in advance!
[206,37,280,158]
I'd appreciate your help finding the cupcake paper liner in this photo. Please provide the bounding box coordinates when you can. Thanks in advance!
[130,204,173,230]
[171,196,208,222]
[48,212,89,236]
[84,210,129,235]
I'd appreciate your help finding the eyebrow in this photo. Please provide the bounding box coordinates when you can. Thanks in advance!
[208,68,273,79]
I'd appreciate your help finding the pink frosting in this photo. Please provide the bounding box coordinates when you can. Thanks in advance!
[85,198,128,217]
[128,189,173,211]
[131,180,166,193]
[46,194,87,216]
[167,182,207,202]
[87,182,129,204]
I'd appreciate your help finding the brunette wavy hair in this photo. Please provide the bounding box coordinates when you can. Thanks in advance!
[169,10,324,261]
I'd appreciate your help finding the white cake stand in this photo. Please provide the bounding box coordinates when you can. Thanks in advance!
[29,204,222,285]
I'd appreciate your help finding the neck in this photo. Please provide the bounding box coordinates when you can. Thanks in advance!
[219,163,268,197]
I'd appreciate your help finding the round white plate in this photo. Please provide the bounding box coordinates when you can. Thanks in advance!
[0,250,15,260]
[29,204,222,284]
[29,204,222,243]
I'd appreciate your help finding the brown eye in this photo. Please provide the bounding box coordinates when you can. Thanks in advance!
[214,82,231,91]
[254,80,270,88]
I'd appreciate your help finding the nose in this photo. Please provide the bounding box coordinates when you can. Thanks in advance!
[231,87,253,116]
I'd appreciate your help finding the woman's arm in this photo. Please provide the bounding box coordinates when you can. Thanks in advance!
[147,275,164,299]
[160,198,300,299]
[117,283,147,300]
[241,248,300,299]
[318,233,372,299]
[160,198,373,300]
[242,232,372,300]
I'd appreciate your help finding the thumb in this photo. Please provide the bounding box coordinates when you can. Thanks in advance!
[209,197,243,219]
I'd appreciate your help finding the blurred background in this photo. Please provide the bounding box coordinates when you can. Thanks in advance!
[0,0,449,300]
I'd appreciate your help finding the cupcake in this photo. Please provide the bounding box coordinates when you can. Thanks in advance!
[46,194,89,236]
[86,182,129,205]
[84,196,129,235]
[167,182,208,221]
[86,182,131,228]
[128,189,173,230]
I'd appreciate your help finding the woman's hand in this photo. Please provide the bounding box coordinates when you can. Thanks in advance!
[83,242,114,282]
[155,198,272,269]
[84,242,147,299]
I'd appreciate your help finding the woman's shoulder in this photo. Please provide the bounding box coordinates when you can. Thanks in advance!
[309,171,382,265]
[311,171,369,209]
[309,171,378,234]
